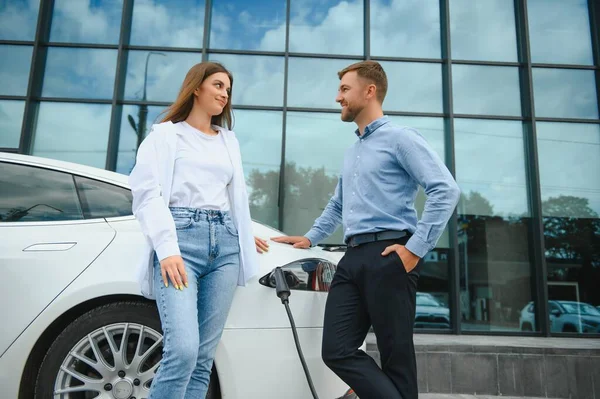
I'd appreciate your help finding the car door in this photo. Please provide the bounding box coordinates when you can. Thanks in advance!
[0,162,115,356]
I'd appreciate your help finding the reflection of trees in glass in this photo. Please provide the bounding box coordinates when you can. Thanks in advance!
[460,191,494,216]
[543,195,600,306]
[246,162,337,230]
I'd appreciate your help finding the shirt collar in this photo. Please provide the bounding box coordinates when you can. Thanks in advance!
[354,116,390,139]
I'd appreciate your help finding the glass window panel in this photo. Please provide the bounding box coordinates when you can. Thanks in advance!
[210,0,285,51]
[131,0,205,48]
[124,51,202,102]
[381,61,443,113]
[528,0,594,65]
[0,0,40,41]
[0,45,32,96]
[455,119,535,332]
[116,105,166,175]
[49,0,123,44]
[371,0,440,59]
[284,112,356,243]
[288,58,354,109]
[0,101,25,148]
[234,110,283,228]
[0,162,83,222]
[208,54,284,107]
[42,48,117,99]
[74,176,133,219]
[532,68,598,119]
[289,0,363,55]
[449,0,517,62]
[32,102,112,169]
[452,65,521,116]
[537,122,600,334]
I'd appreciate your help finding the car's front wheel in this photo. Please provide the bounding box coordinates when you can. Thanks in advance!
[35,301,220,399]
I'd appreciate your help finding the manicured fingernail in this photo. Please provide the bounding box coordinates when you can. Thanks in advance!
[184,282,189,288]
[165,282,169,288]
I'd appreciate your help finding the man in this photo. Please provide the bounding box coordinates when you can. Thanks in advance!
[272,61,460,399]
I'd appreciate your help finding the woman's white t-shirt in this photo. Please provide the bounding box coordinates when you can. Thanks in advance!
[169,121,233,211]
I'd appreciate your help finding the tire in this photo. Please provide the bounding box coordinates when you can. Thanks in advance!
[562,324,578,333]
[34,301,220,399]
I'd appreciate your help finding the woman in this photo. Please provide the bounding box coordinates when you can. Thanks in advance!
[129,61,269,398]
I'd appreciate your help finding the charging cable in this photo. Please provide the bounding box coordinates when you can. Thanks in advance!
[272,267,320,399]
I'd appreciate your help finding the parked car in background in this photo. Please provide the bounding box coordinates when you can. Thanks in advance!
[519,300,600,333]
[0,153,351,399]
[414,292,450,329]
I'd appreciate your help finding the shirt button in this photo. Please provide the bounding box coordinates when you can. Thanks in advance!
[354,173,357,177]
[357,155,360,159]
[350,210,353,213]
[352,192,355,195]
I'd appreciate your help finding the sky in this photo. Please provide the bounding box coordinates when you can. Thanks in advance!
[0,0,598,217]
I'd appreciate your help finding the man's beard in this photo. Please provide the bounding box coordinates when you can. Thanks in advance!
[341,104,360,122]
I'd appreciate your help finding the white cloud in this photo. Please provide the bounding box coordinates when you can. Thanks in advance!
[42,48,117,99]
[528,0,594,65]
[537,122,600,216]
[449,0,518,62]
[32,102,112,168]
[0,0,39,41]
[454,119,529,217]
[51,0,122,44]
[370,0,441,58]
[130,0,205,48]
[452,65,522,116]
[287,0,363,55]
[533,69,598,119]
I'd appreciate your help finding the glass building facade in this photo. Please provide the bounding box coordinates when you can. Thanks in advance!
[1,0,599,337]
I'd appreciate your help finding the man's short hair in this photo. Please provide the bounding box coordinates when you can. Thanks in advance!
[338,61,388,103]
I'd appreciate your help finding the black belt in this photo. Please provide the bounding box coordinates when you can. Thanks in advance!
[346,230,409,247]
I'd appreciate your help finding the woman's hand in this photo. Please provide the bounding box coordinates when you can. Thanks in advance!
[159,255,188,290]
[255,236,269,254]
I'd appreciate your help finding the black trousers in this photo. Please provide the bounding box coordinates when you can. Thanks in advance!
[322,237,419,399]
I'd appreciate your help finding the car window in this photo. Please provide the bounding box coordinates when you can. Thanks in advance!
[74,176,133,219]
[561,302,600,316]
[417,295,442,307]
[0,162,83,222]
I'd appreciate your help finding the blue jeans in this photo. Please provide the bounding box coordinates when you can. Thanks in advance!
[149,207,240,399]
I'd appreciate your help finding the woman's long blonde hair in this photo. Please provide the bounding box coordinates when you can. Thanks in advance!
[160,62,234,129]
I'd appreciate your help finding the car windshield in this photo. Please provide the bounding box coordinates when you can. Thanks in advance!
[417,295,442,307]
[560,303,600,316]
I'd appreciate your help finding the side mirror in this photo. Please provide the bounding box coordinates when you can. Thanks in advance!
[550,309,561,317]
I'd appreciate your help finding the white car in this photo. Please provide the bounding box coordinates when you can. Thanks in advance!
[0,152,352,399]
[519,300,600,333]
